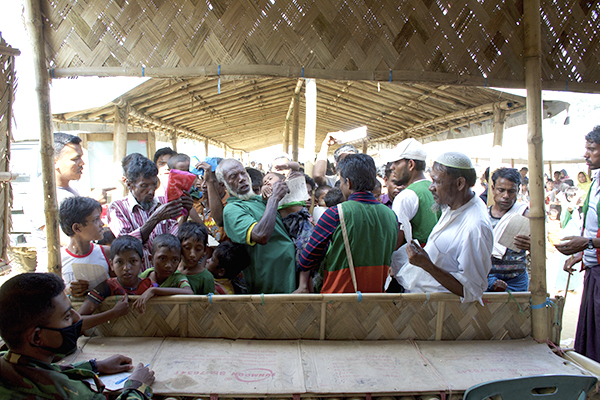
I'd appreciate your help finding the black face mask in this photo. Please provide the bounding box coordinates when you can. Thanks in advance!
[33,319,83,356]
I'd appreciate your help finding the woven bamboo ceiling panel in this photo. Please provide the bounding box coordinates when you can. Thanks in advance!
[53,77,568,153]
[43,0,600,89]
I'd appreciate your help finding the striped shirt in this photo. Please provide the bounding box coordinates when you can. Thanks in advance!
[299,192,380,271]
[108,193,178,271]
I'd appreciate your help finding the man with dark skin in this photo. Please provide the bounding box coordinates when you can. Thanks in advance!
[0,273,154,399]
[555,125,600,363]
[218,159,297,294]
[402,152,493,303]
[487,168,530,292]
[109,156,195,271]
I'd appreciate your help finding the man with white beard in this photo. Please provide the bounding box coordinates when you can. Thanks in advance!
[217,159,297,294]
[400,152,493,303]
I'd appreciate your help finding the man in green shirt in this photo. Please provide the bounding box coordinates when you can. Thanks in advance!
[0,273,154,399]
[217,159,297,294]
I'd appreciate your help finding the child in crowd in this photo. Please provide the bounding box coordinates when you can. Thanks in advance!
[178,222,215,294]
[315,185,332,207]
[324,187,345,207]
[261,170,315,293]
[59,196,111,297]
[206,241,251,294]
[137,234,194,312]
[78,235,151,324]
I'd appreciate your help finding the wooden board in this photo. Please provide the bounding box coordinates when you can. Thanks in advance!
[64,337,589,396]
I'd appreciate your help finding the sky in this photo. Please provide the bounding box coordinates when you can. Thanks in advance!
[2,0,600,168]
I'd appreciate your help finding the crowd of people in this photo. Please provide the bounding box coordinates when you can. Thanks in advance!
[2,126,600,398]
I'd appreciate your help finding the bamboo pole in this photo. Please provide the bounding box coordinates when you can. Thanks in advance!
[487,104,506,207]
[204,138,209,157]
[170,131,177,152]
[113,105,128,164]
[147,132,156,160]
[524,0,548,342]
[49,66,600,94]
[283,120,290,154]
[292,93,300,162]
[25,0,62,275]
[304,79,317,176]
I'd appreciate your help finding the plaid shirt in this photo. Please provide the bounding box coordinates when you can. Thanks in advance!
[108,193,178,271]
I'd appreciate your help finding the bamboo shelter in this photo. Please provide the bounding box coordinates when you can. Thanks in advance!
[24,1,600,388]
[0,34,19,272]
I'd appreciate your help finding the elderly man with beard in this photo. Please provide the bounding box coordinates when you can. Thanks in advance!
[400,152,493,303]
[109,156,194,271]
[218,159,297,294]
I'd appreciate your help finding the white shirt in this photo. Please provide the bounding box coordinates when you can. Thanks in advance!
[60,243,110,289]
[390,183,421,275]
[399,194,493,303]
[583,171,600,267]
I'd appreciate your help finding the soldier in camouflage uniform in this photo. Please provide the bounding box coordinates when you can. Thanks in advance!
[0,273,154,399]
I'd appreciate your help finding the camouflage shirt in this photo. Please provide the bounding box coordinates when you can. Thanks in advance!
[0,351,152,400]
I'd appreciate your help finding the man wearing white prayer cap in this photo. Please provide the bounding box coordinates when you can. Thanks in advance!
[399,151,493,303]
[385,139,439,292]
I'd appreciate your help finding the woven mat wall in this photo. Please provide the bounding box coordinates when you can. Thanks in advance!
[74,293,536,341]
[43,0,600,85]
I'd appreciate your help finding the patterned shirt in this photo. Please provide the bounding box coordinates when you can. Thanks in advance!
[108,193,178,271]
[299,192,380,271]
[0,351,151,399]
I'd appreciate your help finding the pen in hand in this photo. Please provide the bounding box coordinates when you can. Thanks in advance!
[114,364,150,385]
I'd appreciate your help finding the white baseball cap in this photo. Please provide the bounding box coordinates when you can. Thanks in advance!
[385,138,427,163]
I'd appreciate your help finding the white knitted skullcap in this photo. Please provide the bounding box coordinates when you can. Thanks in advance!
[435,151,474,170]
[385,138,427,163]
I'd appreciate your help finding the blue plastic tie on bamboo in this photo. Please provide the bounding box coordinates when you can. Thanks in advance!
[51,68,55,79]
[565,81,568,91]
[260,293,265,305]
[389,69,392,82]
[301,66,304,78]
[357,291,362,302]
[217,65,221,94]
[142,66,145,77]
[531,297,555,309]
[484,77,488,87]
[208,293,213,304]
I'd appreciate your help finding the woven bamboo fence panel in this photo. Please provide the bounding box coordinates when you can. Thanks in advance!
[74,292,535,341]
[42,0,600,85]
[0,34,15,264]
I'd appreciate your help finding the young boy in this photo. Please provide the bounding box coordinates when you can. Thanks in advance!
[206,241,251,294]
[59,196,111,297]
[79,235,152,321]
[178,222,215,294]
[137,234,194,313]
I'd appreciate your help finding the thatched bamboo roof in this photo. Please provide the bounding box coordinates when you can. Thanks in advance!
[44,0,588,151]
[53,77,567,152]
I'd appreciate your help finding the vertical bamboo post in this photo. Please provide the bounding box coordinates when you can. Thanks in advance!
[204,138,209,158]
[292,93,300,162]
[113,105,128,163]
[304,79,317,176]
[524,0,548,341]
[146,132,156,160]
[362,140,368,154]
[170,131,177,152]
[487,105,506,207]
[25,0,62,275]
[548,161,553,178]
[283,120,290,155]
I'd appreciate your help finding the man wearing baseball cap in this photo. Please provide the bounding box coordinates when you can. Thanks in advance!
[401,151,493,303]
[385,139,440,291]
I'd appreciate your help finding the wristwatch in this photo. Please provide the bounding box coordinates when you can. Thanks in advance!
[588,238,595,250]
